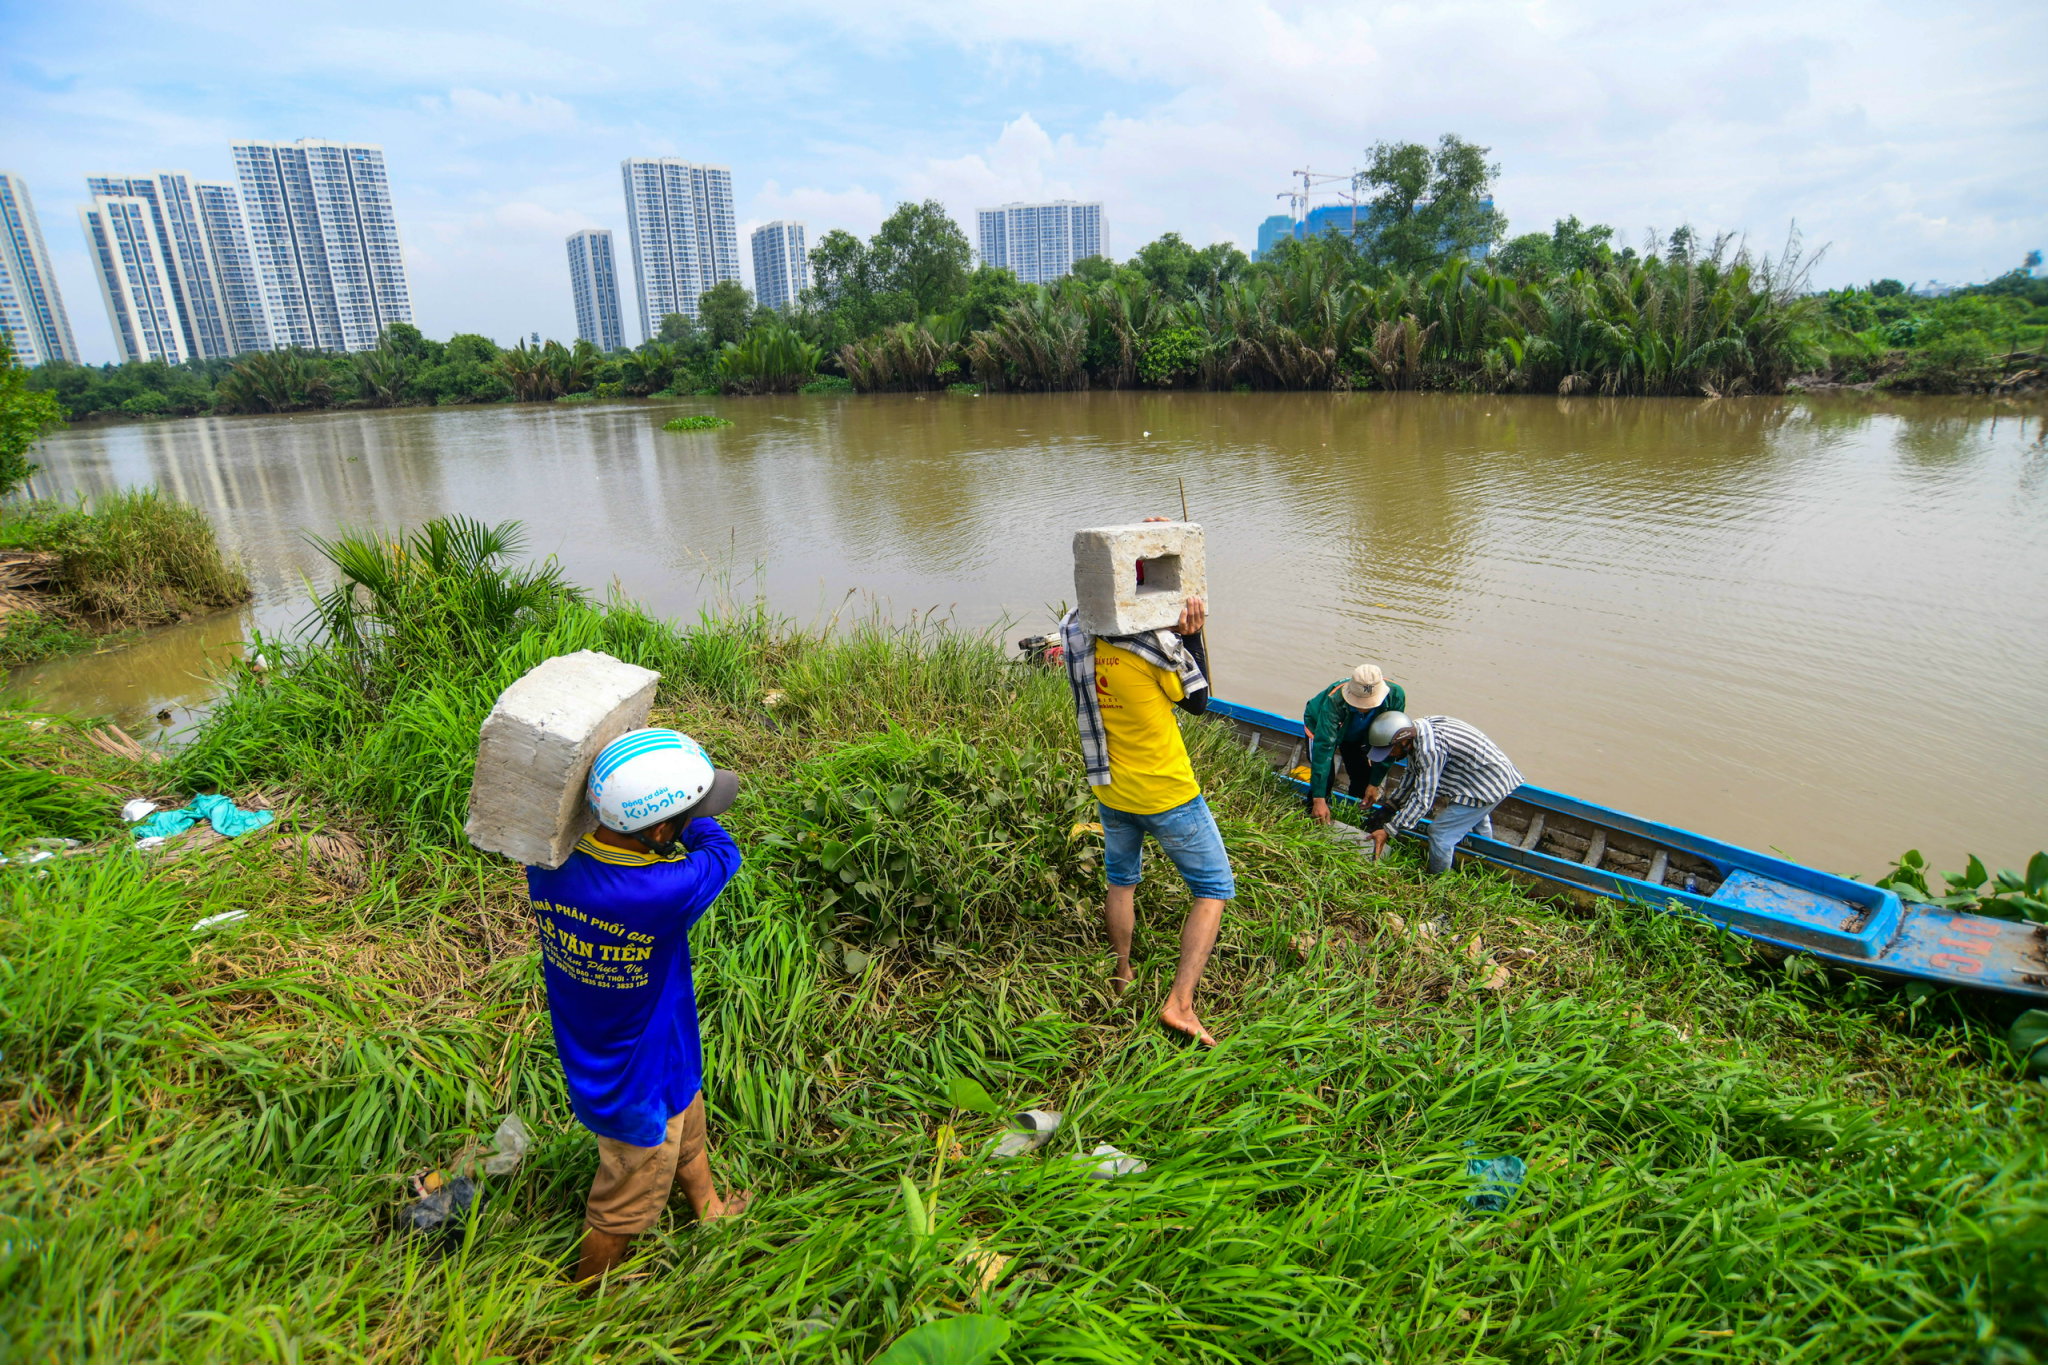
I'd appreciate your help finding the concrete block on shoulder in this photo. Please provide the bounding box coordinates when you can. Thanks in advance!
[1072,521,1206,637]
[465,650,661,869]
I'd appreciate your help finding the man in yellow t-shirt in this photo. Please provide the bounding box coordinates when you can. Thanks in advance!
[1062,592,1233,1047]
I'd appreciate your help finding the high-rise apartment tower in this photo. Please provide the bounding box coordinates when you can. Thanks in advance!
[620,158,739,339]
[80,192,189,363]
[750,221,808,312]
[0,173,79,365]
[232,140,412,352]
[193,182,273,355]
[83,172,274,361]
[976,200,1106,285]
[566,228,624,352]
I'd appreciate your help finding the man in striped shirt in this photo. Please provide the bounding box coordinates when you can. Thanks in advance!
[1367,715,1523,874]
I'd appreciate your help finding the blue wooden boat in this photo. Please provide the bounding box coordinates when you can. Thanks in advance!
[1206,696,2048,1000]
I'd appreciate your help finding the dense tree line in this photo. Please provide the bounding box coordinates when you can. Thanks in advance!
[26,309,830,420]
[21,136,2044,420]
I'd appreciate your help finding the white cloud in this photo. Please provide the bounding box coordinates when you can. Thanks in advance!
[744,182,891,239]
[423,89,583,135]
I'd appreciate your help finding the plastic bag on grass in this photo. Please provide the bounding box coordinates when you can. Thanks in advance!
[1463,1153,1526,1212]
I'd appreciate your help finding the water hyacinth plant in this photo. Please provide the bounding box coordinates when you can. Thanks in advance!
[1878,847,2048,923]
[662,413,733,431]
[3,517,2044,1361]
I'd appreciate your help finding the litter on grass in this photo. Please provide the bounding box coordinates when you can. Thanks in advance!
[481,1114,532,1176]
[991,1109,1060,1159]
[402,1114,533,1233]
[1079,1144,1148,1180]
[1,838,83,870]
[1463,1154,1527,1212]
[404,1176,477,1232]
[190,909,249,933]
[132,793,273,840]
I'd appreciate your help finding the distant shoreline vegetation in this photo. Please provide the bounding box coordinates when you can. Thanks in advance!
[21,136,2046,421]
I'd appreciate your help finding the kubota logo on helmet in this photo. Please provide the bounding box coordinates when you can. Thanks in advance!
[621,788,682,822]
[589,727,719,833]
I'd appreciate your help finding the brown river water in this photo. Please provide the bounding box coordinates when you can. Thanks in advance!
[13,391,2047,879]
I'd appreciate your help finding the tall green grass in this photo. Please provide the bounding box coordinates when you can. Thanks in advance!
[0,714,114,845]
[0,488,250,664]
[2,518,2043,1363]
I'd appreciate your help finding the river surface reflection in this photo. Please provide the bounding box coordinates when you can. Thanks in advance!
[16,391,2048,878]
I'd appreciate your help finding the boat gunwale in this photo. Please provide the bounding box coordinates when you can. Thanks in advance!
[1194,696,2048,994]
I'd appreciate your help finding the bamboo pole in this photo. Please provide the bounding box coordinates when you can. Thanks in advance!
[1179,477,1213,690]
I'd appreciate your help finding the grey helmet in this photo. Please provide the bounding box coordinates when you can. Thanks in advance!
[1366,711,1411,748]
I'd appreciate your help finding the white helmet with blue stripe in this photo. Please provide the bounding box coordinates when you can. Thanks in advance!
[588,728,739,833]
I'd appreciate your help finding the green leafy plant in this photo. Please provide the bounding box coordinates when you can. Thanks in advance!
[213,347,337,414]
[799,375,854,394]
[662,413,733,431]
[1,334,66,497]
[876,1315,1010,1365]
[760,730,1094,944]
[2010,1010,2048,1078]
[713,326,822,395]
[1139,324,1206,386]
[1876,848,2048,922]
[945,1075,1004,1118]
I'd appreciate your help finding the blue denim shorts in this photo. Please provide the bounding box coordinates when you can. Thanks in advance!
[1100,795,1236,900]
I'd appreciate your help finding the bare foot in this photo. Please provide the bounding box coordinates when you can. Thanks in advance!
[706,1190,754,1222]
[1159,1003,1217,1048]
[1111,962,1135,995]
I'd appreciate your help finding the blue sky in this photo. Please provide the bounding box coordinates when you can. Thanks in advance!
[6,0,2043,363]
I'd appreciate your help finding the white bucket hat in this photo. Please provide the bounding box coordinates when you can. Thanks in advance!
[1340,663,1390,711]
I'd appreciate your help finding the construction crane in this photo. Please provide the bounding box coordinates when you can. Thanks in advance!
[1274,166,1368,237]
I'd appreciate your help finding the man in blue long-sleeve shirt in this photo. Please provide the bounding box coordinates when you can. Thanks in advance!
[525,727,747,1283]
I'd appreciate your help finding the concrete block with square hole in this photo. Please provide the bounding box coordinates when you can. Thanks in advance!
[465,650,662,869]
[1072,521,1207,637]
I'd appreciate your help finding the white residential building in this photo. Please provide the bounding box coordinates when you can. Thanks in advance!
[232,140,412,352]
[84,173,241,360]
[620,158,739,338]
[0,173,80,365]
[976,200,1107,285]
[195,182,273,355]
[750,221,808,312]
[81,194,188,363]
[566,228,625,352]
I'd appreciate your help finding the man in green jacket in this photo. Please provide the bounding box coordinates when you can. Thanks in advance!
[1302,664,1408,824]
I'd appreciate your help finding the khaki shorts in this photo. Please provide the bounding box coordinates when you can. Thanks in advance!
[584,1093,707,1235]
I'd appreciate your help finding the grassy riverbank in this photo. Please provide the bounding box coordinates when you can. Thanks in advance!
[3,522,2043,1363]
[0,489,251,667]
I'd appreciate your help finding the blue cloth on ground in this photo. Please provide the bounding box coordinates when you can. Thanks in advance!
[132,793,275,840]
[523,818,742,1148]
[1463,1154,1527,1212]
